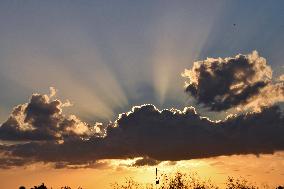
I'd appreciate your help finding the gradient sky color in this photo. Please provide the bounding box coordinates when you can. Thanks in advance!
[1,0,284,122]
[0,1,284,188]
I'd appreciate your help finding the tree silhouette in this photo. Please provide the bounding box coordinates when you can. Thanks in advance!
[31,183,47,189]
[112,172,218,189]
[226,177,258,189]
[17,173,284,189]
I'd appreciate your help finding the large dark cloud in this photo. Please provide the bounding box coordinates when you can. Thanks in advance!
[1,102,283,168]
[182,51,284,111]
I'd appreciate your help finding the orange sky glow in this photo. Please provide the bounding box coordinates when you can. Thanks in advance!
[1,152,284,188]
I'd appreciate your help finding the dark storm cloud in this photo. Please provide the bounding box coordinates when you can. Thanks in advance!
[182,51,284,111]
[99,104,284,161]
[1,103,283,168]
[0,88,96,142]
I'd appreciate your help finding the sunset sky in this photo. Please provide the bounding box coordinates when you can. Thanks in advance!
[0,1,284,188]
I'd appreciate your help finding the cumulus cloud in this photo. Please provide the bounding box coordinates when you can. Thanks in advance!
[182,51,284,111]
[0,88,98,142]
[1,102,283,168]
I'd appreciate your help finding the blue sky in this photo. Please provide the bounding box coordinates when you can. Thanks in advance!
[0,0,284,122]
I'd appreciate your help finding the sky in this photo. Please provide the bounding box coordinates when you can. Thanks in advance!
[0,1,284,188]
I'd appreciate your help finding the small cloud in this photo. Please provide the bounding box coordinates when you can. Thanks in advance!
[49,87,57,98]
[0,88,98,142]
[132,157,161,167]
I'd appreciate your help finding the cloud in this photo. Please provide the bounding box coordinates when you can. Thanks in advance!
[0,88,98,142]
[1,100,283,168]
[132,157,161,167]
[53,160,111,169]
[182,51,284,111]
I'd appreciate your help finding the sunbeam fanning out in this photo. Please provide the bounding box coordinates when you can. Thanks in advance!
[151,5,221,107]
[0,42,129,121]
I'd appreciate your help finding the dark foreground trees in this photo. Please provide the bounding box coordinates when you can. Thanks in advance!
[112,172,283,189]
[19,172,284,189]
[31,183,47,189]
[18,183,81,189]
